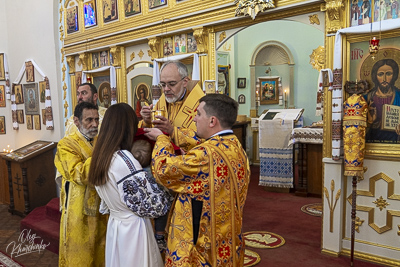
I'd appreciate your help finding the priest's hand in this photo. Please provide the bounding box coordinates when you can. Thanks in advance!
[152,115,174,136]
[144,127,164,141]
[140,104,153,125]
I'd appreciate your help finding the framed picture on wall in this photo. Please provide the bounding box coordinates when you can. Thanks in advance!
[203,80,216,94]
[92,52,100,68]
[23,83,39,115]
[33,115,41,130]
[66,6,79,34]
[99,50,109,67]
[25,61,35,82]
[187,32,197,53]
[39,81,46,103]
[98,81,111,108]
[217,65,229,95]
[26,115,33,130]
[124,0,141,17]
[17,110,24,124]
[42,109,46,125]
[237,78,246,88]
[0,85,6,107]
[259,77,279,105]
[149,0,167,9]
[238,94,246,104]
[0,116,5,134]
[163,37,173,56]
[14,84,24,104]
[174,34,186,54]
[0,53,5,81]
[84,0,97,28]
[103,0,118,23]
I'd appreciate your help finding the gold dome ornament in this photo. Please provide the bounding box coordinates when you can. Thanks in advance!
[234,0,275,20]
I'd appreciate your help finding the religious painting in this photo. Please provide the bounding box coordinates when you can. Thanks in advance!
[99,50,109,67]
[373,0,399,21]
[163,37,173,57]
[84,0,97,28]
[98,81,111,108]
[92,52,100,68]
[14,84,24,104]
[348,35,400,158]
[0,53,5,81]
[0,85,5,107]
[149,0,167,9]
[23,83,39,115]
[67,6,79,34]
[25,61,34,82]
[238,78,246,88]
[0,116,5,134]
[238,94,246,104]
[17,110,24,124]
[75,71,82,89]
[124,0,141,16]
[42,109,46,125]
[217,65,229,95]
[26,115,33,130]
[187,32,197,53]
[39,81,46,103]
[133,83,152,120]
[259,77,279,105]
[203,80,216,94]
[33,115,41,130]
[103,0,118,22]
[12,140,54,158]
[174,34,186,54]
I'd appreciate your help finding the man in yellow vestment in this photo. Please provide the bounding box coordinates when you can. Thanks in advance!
[55,102,107,266]
[139,60,205,147]
[145,94,250,266]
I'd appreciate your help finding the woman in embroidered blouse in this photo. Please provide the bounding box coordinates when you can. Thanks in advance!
[89,103,172,267]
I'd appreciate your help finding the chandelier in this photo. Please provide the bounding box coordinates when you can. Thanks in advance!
[234,0,275,20]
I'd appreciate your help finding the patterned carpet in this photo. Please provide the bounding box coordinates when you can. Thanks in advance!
[301,203,323,217]
[0,250,24,267]
[244,231,286,266]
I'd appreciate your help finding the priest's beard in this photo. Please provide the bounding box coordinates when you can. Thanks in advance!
[80,126,98,139]
[378,83,393,94]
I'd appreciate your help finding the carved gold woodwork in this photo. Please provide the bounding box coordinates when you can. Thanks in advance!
[130,52,135,61]
[309,46,325,71]
[62,64,67,82]
[324,179,341,233]
[324,0,345,33]
[347,172,400,234]
[193,27,209,54]
[110,46,122,67]
[309,14,320,25]
[219,31,226,43]
[66,56,75,73]
[138,50,144,60]
[355,216,364,233]
[78,53,89,71]
[59,25,64,41]
[148,37,161,60]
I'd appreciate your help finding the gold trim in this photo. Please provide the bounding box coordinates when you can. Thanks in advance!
[110,46,122,67]
[321,248,340,257]
[324,179,341,232]
[309,45,325,71]
[342,239,400,252]
[341,248,400,266]
[66,56,75,73]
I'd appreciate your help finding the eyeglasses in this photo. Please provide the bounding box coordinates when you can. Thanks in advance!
[159,76,186,89]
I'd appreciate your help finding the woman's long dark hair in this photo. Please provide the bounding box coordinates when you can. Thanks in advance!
[89,103,138,186]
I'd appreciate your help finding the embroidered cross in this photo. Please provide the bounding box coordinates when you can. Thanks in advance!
[181,105,196,128]
[170,212,185,239]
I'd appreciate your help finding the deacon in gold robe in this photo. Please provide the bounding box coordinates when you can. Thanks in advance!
[55,102,107,267]
[145,94,250,266]
[139,60,205,147]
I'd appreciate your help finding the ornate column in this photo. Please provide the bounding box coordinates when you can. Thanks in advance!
[193,26,209,84]
[110,46,126,103]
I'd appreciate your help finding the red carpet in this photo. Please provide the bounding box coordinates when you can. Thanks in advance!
[242,165,384,266]
[0,250,24,267]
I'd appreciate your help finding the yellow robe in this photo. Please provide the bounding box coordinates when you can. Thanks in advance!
[152,130,250,266]
[139,83,204,146]
[54,131,107,267]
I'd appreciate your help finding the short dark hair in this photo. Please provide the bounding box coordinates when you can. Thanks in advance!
[199,94,238,129]
[371,59,399,87]
[131,139,152,167]
[74,101,98,121]
[78,82,98,95]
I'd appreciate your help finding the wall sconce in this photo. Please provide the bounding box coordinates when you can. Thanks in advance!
[265,67,271,74]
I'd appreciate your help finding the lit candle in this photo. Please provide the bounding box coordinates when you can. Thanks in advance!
[256,90,260,101]
[284,90,287,101]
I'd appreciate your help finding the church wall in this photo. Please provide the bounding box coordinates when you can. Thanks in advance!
[0,0,63,151]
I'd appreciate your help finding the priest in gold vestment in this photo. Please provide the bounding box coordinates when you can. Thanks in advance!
[55,102,107,266]
[145,94,250,266]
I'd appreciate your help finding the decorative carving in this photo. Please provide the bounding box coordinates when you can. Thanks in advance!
[66,56,75,73]
[309,46,325,71]
[219,31,226,43]
[373,196,390,211]
[222,43,231,51]
[62,64,66,81]
[355,216,364,233]
[130,52,135,61]
[193,27,208,54]
[324,179,341,232]
[138,49,144,59]
[148,37,161,60]
[234,0,275,20]
[110,46,121,67]
[78,53,89,71]
[324,0,345,33]
[64,100,69,118]
[59,25,64,41]
[309,14,320,25]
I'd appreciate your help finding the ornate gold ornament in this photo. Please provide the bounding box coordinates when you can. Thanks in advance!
[309,46,325,71]
[373,196,390,211]
[62,64,67,81]
[130,52,135,61]
[59,25,64,42]
[308,14,320,25]
[355,216,364,233]
[78,53,89,70]
[138,49,144,59]
[234,0,275,20]
[219,31,226,43]
[66,56,75,73]
[110,46,121,67]
[223,43,232,51]
[398,225,400,235]
[324,0,345,33]
[324,179,341,232]
[193,27,208,54]
[148,37,161,60]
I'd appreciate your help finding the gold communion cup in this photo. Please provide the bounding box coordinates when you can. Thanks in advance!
[151,110,166,123]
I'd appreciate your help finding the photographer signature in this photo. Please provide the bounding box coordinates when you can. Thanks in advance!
[6,229,50,258]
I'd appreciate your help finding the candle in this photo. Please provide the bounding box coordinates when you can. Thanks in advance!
[256,90,260,101]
